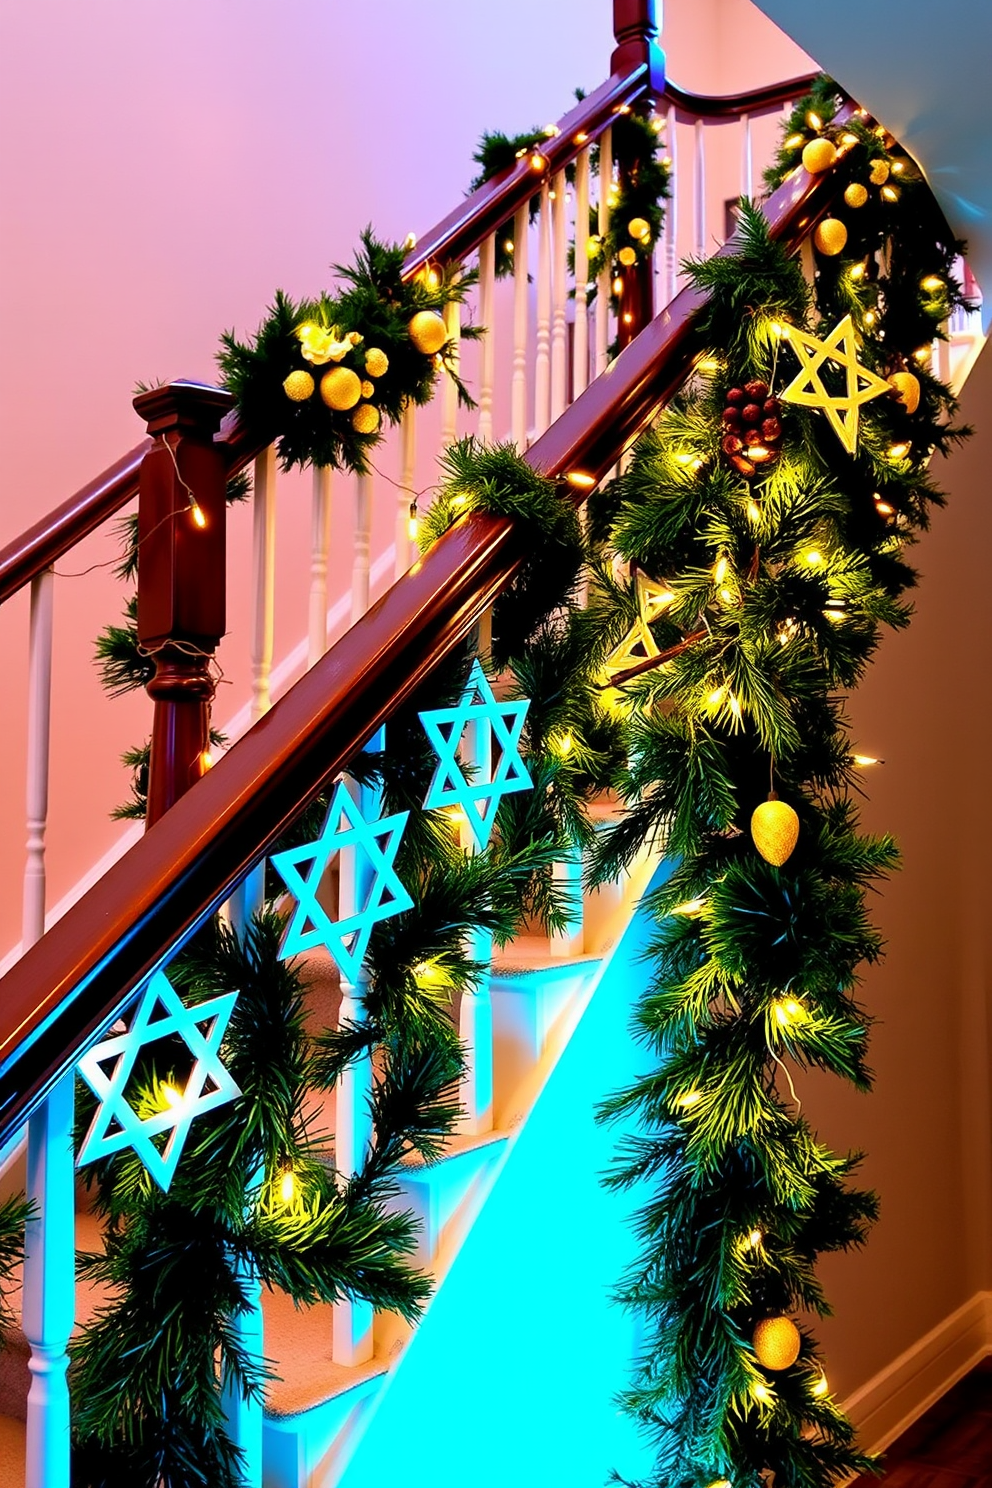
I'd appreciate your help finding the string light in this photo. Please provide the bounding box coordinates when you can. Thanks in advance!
[853,753,883,766]
[728,693,742,721]
[746,1228,763,1249]
[529,150,547,172]
[279,1169,296,1204]
[566,470,596,489]
[189,500,207,529]
[811,1372,830,1398]
[921,274,943,292]
[503,239,514,255]
[675,1089,702,1109]
[747,499,761,523]
[613,276,624,297]
[403,231,417,251]
[407,501,419,542]
[806,111,823,129]
[552,731,574,756]
[881,185,900,202]
[784,133,805,150]
[840,132,859,147]
[697,357,722,374]
[913,345,932,363]
[200,750,214,771]
[451,492,469,509]
[802,548,824,567]
[161,1083,182,1109]
[574,130,589,144]
[864,309,877,327]
[849,263,867,281]
[713,556,729,584]
[707,684,727,707]
[888,442,911,460]
[671,897,706,917]
[773,997,804,1027]
[752,1382,774,1405]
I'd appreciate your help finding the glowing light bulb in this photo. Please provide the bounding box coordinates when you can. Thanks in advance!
[889,442,911,460]
[451,493,469,509]
[697,357,721,374]
[747,499,761,523]
[530,151,547,172]
[504,238,514,255]
[676,1089,702,1109]
[200,750,214,771]
[566,470,596,490]
[914,345,931,363]
[853,754,883,767]
[554,731,574,756]
[574,130,589,144]
[806,111,823,130]
[427,268,440,290]
[613,276,624,297]
[671,897,706,917]
[542,123,560,138]
[875,500,895,516]
[161,1083,182,1109]
[728,693,742,720]
[881,184,900,202]
[407,512,419,542]
[707,684,727,707]
[623,312,633,324]
[849,263,866,281]
[446,806,468,827]
[189,500,207,529]
[769,319,788,339]
[921,275,943,292]
[403,232,417,251]
[802,549,823,567]
[279,1169,296,1204]
[747,1228,763,1249]
[753,1382,774,1404]
[720,588,734,603]
[841,132,859,147]
[784,133,805,150]
[891,160,906,174]
[615,103,632,115]
[713,556,729,584]
[864,309,877,327]
[812,1372,829,1398]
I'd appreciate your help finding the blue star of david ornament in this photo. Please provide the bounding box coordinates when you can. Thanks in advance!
[76,969,240,1192]
[270,779,413,981]
[420,658,532,851]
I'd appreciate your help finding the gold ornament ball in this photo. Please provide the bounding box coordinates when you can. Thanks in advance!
[627,215,650,239]
[319,366,362,411]
[364,347,389,378]
[352,403,381,434]
[753,1316,802,1372]
[801,137,837,174]
[843,182,869,209]
[408,310,447,355]
[813,217,848,256]
[751,797,800,867]
[888,369,921,414]
[283,369,315,402]
[869,158,890,186]
[360,379,375,398]
[618,245,637,267]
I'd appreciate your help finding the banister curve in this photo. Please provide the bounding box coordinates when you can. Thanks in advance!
[0,101,858,1150]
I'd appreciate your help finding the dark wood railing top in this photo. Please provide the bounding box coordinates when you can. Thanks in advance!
[663,72,819,119]
[0,104,858,1150]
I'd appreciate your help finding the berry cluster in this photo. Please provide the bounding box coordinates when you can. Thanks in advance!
[720,380,783,478]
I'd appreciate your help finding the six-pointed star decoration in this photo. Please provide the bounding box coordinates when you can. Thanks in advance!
[76,969,240,1192]
[420,658,532,851]
[600,570,675,681]
[270,779,413,980]
[779,314,892,454]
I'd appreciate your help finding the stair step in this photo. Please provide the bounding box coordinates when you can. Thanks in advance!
[263,1289,387,1418]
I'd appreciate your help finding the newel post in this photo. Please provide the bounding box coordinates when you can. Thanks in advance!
[133,381,234,828]
[612,0,666,349]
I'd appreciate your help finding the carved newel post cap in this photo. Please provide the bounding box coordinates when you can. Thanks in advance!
[133,380,234,438]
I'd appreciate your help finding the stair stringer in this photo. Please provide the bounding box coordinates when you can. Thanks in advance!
[320,859,673,1488]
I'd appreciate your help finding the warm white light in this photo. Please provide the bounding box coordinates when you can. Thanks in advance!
[753,1382,774,1404]
[504,238,514,255]
[279,1169,296,1204]
[713,556,729,584]
[566,470,596,489]
[784,133,805,150]
[189,500,207,529]
[671,897,706,917]
[811,1372,829,1398]
[803,549,823,567]
[889,442,911,460]
[451,493,469,509]
[676,1089,702,1109]
[161,1083,182,1109]
[853,754,883,767]
[921,275,943,293]
[806,111,823,130]
[530,151,547,172]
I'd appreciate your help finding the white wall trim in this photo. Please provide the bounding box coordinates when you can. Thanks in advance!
[842,1289,992,1455]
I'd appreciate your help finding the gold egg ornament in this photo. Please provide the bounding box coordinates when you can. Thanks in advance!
[319,366,362,411]
[753,1316,802,1371]
[843,182,869,209]
[283,370,315,403]
[813,217,848,256]
[364,347,389,378]
[408,310,447,355]
[888,369,921,414]
[751,795,800,867]
[801,138,837,174]
[352,403,381,434]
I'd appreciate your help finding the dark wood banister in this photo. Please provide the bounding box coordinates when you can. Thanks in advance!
[0,69,824,608]
[0,105,857,1151]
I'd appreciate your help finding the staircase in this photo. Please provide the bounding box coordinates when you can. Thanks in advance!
[0,5,984,1487]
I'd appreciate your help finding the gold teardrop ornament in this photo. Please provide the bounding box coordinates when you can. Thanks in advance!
[750,796,800,866]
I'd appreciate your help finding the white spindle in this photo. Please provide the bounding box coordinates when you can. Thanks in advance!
[595,125,613,377]
[663,106,678,304]
[477,234,496,442]
[694,116,707,258]
[458,756,493,1137]
[741,110,754,204]
[510,201,530,450]
[250,445,277,723]
[222,1252,264,1484]
[534,178,552,438]
[23,568,54,945]
[351,471,372,623]
[21,565,72,1488]
[549,844,584,959]
[550,170,568,420]
[440,291,461,450]
[395,400,417,580]
[332,753,382,1366]
[573,148,590,399]
[23,1076,73,1488]
[308,465,332,669]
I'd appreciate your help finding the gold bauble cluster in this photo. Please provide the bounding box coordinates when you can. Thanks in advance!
[351,403,380,434]
[752,1316,802,1371]
[408,310,447,355]
[320,366,362,411]
[364,346,389,378]
[750,796,800,867]
[283,370,315,402]
[843,182,869,209]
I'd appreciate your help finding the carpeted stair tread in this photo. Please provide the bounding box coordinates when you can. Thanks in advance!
[262,1287,387,1417]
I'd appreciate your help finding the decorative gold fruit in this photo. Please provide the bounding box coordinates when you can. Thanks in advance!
[364,347,389,378]
[843,182,869,208]
[618,246,637,266]
[753,1316,802,1371]
[813,217,848,256]
[283,370,315,402]
[319,366,362,411]
[888,370,921,414]
[802,138,837,174]
[352,403,381,434]
[750,796,800,866]
[408,310,447,355]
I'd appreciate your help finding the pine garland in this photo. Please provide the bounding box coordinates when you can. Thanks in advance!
[579,87,970,1488]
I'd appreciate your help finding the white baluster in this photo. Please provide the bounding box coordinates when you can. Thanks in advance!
[332,750,382,1366]
[308,465,332,669]
[351,472,372,623]
[510,201,530,451]
[23,1076,73,1488]
[549,843,584,959]
[694,116,707,258]
[573,147,590,399]
[741,110,754,204]
[21,565,72,1488]
[23,568,54,946]
[551,170,568,420]
[477,234,496,442]
[663,106,678,304]
[395,400,417,580]
[595,125,613,377]
[457,615,494,1135]
[534,178,552,438]
[250,444,277,723]
[440,291,461,450]
[222,1241,264,1484]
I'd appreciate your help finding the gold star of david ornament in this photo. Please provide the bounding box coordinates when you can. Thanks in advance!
[779,314,892,454]
[598,571,676,707]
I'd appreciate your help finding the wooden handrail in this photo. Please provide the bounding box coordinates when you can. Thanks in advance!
[0,107,857,1151]
[663,72,820,119]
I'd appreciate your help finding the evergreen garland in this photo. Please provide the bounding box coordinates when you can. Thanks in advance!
[578,89,970,1488]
